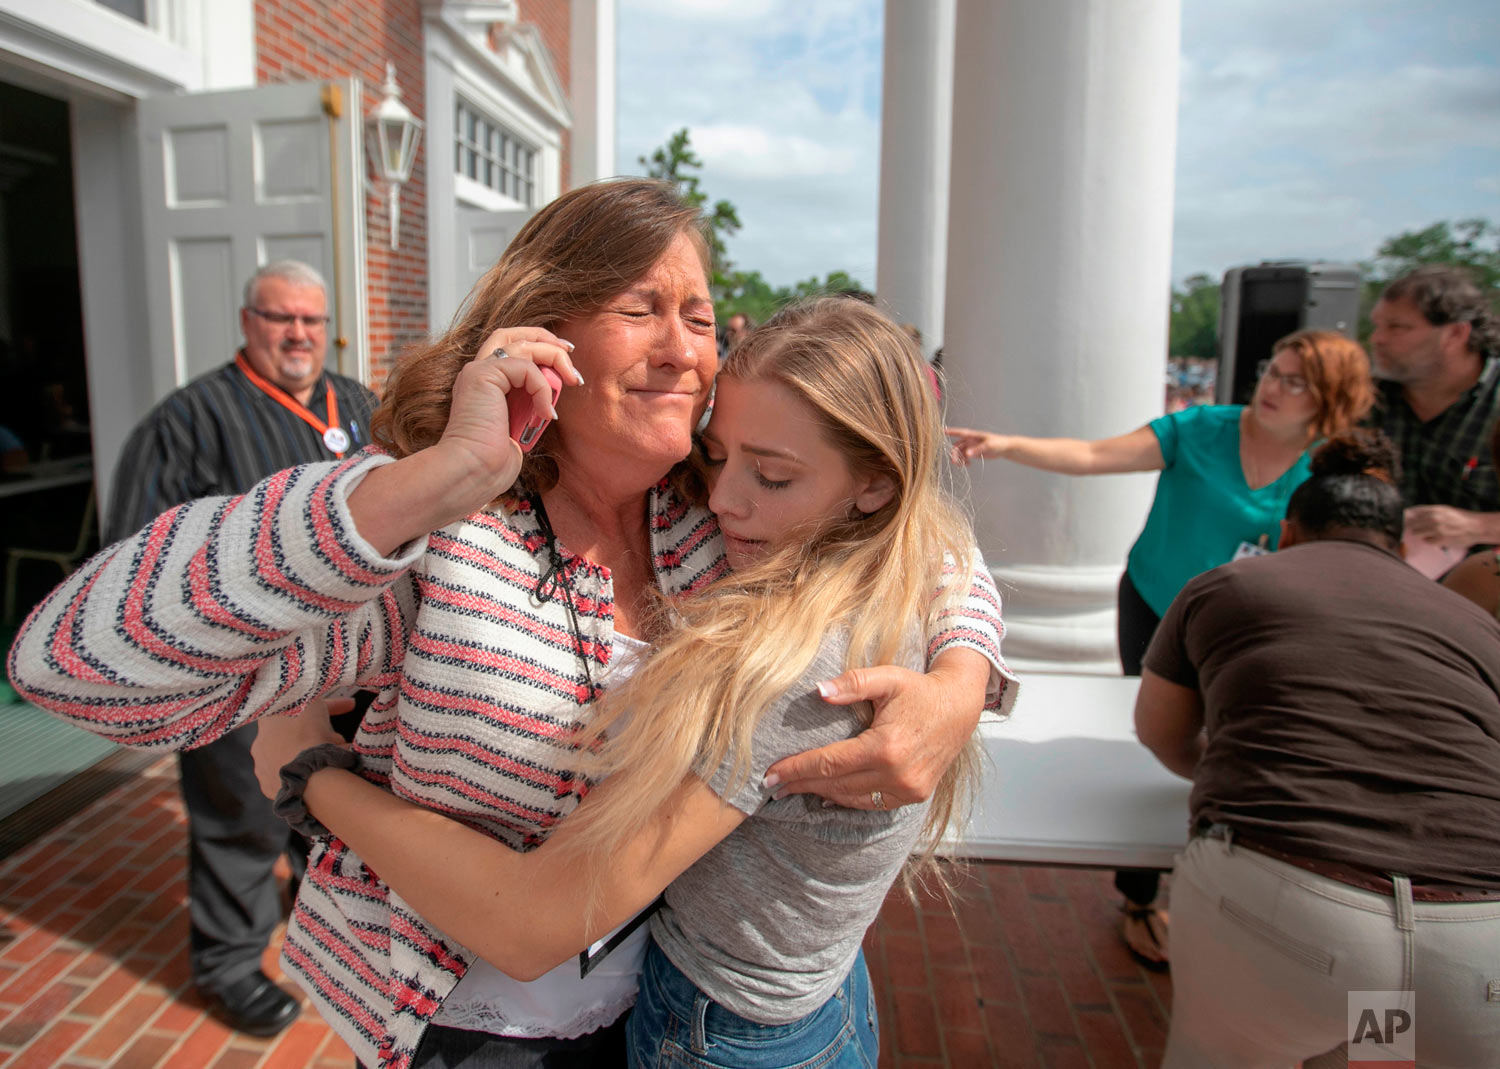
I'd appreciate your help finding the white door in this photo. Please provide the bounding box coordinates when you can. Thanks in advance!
[443,204,533,328]
[136,79,367,398]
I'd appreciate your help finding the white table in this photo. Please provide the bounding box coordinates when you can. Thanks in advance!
[954,673,1192,869]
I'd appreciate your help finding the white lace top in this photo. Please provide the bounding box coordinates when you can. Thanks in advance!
[432,633,652,1038]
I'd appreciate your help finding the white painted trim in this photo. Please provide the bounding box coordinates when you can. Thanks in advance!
[568,0,616,185]
[423,8,568,328]
[428,7,573,130]
[173,0,255,91]
[425,33,459,335]
[342,77,371,384]
[70,94,153,514]
[0,0,200,98]
[454,172,530,212]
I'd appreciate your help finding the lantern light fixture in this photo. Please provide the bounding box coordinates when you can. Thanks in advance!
[365,62,423,250]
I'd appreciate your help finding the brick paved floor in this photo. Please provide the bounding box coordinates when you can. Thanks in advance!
[0,758,1171,1068]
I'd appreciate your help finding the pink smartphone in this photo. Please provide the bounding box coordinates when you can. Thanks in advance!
[506,365,563,452]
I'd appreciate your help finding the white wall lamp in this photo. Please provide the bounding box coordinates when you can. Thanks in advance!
[366,62,424,250]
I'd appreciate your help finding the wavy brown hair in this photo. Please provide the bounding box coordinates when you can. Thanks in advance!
[558,297,982,906]
[370,178,710,495]
[1271,328,1374,440]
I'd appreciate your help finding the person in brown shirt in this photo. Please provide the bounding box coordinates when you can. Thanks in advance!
[1136,431,1500,1068]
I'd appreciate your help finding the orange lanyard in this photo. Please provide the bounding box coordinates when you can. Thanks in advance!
[235,352,345,458]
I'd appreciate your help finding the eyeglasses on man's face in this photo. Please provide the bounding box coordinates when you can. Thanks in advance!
[1255,359,1308,396]
[247,307,331,330]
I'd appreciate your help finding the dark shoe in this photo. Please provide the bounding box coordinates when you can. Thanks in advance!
[1119,902,1170,972]
[200,970,301,1037]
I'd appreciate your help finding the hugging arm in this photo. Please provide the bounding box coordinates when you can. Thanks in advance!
[293,761,745,981]
[766,550,1018,808]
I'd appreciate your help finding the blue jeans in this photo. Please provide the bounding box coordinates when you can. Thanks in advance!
[626,940,879,1068]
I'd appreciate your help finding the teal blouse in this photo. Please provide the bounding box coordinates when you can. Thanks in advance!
[1126,405,1313,617]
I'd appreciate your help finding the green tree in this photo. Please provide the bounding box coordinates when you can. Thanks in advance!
[1358,218,1500,338]
[639,129,741,292]
[639,129,867,319]
[1169,273,1221,360]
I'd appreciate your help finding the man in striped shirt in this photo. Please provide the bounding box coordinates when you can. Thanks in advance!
[105,260,377,1037]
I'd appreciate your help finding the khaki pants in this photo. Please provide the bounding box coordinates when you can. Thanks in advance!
[1163,834,1500,1068]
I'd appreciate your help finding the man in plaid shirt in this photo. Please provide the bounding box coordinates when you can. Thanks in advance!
[1370,265,1500,550]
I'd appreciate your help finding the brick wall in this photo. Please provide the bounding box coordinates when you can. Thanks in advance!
[255,0,572,390]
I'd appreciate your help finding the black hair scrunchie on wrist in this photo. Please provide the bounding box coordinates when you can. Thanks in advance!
[275,743,361,838]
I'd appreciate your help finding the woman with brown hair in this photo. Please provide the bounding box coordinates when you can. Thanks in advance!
[252,296,1010,1068]
[947,328,1373,969]
[8,178,1009,1068]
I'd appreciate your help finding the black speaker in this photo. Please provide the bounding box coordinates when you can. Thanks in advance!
[1216,262,1361,404]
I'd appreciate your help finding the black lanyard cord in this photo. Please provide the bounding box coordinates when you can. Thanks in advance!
[529,495,596,697]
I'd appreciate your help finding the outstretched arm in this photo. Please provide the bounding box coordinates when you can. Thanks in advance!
[946,424,1163,475]
[253,710,744,981]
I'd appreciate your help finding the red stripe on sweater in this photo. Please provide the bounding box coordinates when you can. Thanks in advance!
[281,936,389,1039]
[249,472,370,614]
[406,635,592,703]
[306,462,407,587]
[393,715,579,796]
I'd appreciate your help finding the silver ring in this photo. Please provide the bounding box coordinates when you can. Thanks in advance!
[490,346,509,360]
[870,790,886,810]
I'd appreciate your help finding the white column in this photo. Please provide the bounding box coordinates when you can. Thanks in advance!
[943,0,1181,673]
[569,0,617,186]
[875,0,954,358]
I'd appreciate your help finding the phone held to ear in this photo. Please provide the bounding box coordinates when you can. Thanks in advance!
[507,366,563,452]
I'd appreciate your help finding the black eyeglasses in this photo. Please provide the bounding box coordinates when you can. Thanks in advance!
[1255,360,1308,396]
[247,307,331,329]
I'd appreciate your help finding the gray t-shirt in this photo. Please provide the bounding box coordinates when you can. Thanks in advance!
[649,635,929,1024]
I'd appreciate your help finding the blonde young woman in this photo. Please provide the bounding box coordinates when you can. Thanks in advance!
[252,298,1016,1068]
[948,329,1373,969]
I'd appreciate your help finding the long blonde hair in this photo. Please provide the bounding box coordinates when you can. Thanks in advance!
[560,297,981,896]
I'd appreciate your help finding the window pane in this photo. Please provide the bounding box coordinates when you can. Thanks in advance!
[96,0,146,22]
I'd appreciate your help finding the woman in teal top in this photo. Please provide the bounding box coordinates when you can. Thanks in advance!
[948,328,1373,968]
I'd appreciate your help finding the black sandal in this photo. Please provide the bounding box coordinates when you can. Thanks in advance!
[1119,903,1170,972]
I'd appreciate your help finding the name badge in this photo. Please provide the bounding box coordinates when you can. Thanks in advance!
[1232,540,1269,561]
[323,427,351,453]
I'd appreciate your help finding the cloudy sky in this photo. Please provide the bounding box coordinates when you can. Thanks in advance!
[616,0,1500,289]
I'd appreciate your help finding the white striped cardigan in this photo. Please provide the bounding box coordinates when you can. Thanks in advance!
[7,452,1015,1068]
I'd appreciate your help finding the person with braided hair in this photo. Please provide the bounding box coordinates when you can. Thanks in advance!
[1137,430,1500,1068]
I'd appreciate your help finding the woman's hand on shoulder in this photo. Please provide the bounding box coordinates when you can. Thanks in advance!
[762,650,989,810]
[435,327,583,501]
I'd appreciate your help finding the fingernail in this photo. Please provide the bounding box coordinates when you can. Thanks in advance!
[821,799,836,809]
[573,368,585,385]
[559,338,575,351]
[762,772,780,790]
[817,680,837,699]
